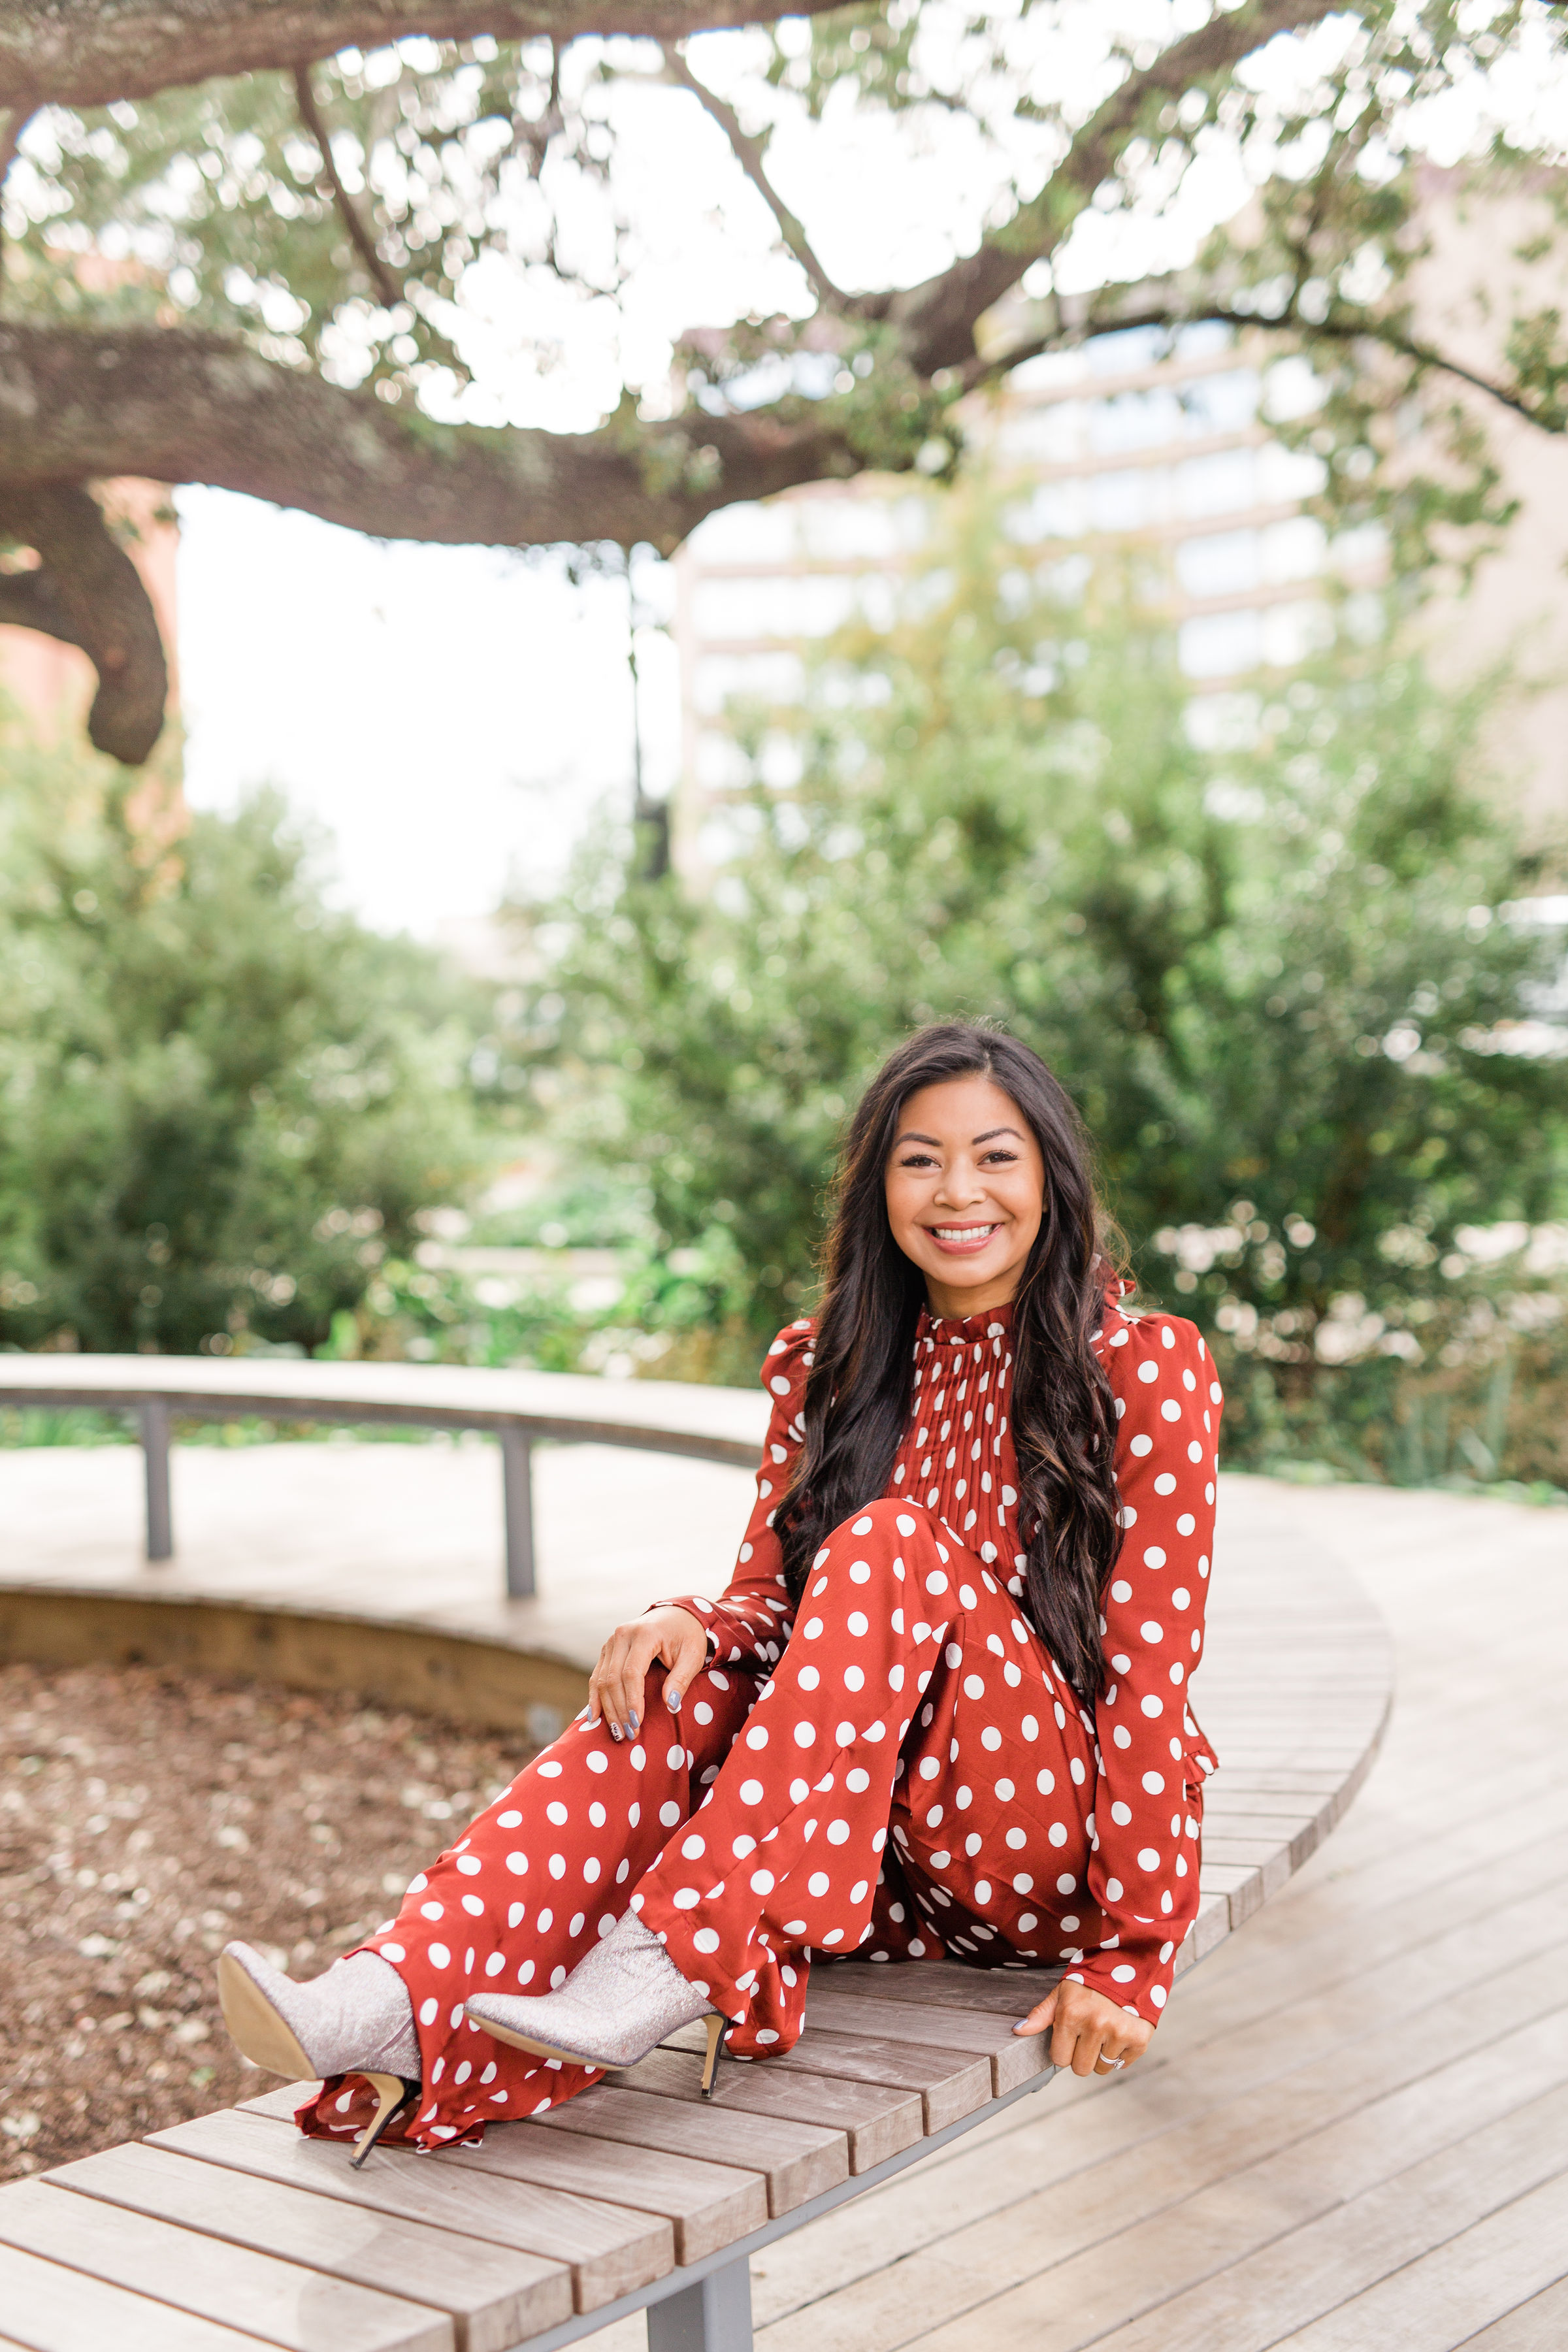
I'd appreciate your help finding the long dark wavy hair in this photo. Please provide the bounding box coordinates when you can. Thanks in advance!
[776,1022,1125,1699]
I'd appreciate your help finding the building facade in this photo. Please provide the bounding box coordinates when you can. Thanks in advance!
[675,174,1568,851]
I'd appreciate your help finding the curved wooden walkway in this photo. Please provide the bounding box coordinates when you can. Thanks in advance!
[1,1433,1560,2344]
[0,1422,1407,2351]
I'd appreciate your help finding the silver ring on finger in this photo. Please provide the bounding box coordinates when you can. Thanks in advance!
[1098,2055,1126,2071]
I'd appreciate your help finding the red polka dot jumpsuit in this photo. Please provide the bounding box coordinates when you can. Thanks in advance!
[303,1296,1221,2153]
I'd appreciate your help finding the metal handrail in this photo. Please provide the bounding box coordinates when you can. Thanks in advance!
[0,1354,770,1597]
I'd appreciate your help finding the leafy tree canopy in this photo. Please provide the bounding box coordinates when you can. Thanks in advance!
[512,480,1568,1472]
[3,0,1568,759]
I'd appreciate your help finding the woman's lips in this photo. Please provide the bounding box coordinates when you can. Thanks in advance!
[924,1222,1002,1255]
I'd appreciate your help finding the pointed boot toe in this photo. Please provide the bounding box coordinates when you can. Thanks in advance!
[216,1942,316,2080]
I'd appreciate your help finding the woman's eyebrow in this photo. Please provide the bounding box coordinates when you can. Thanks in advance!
[891,1125,1024,1149]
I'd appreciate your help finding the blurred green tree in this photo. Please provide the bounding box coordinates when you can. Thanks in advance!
[515,483,1568,1471]
[0,742,486,1354]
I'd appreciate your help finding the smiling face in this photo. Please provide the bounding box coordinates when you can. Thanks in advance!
[883,1073,1048,1318]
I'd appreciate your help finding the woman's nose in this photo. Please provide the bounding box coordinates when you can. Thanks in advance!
[934,1163,985,1206]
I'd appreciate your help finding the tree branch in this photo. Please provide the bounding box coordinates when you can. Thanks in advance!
[293,64,403,311]
[661,46,847,312]
[4,270,1557,573]
[513,37,564,177]
[0,321,866,549]
[1221,306,1565,431]
[0,232,1561,774]
[962,280,1567,438]
[0,103,35,310]
[890,0,1344,375]
[0,0,855,111]
[0,106,29,186]
[0,483,168,762]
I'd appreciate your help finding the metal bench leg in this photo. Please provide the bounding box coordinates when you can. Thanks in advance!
[646,2257,753,2352]
[140,1399,173,1561]
[500,1427,536,1599]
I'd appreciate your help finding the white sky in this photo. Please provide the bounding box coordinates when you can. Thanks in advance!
[177,497,681,936]
[170,4,1567,939]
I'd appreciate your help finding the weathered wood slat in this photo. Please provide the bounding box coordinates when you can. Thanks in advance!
[1200,1838,1296,1899]
[1203,1717,1358,1741]
[147,2110,672,2313]
[1261,2167,1568,2352]
[0,2180,447,2352]
[241,2083,327,2122]
[1053,2065,1568,2352]
[534,2082,848,2215]
[1460,2276,1568,2351]
[796,1987,1050,2095]
[809,1960,1060,2023]
[1205,1827,1322,1878]
[0,2241,269,2352]
[1201,1741,1382,1769]
[1184,1891,1232,1965]
[738,2027,993,2131]
[1201,1805,1318,1838]
[1199,1699,1382,1723]
[433,2115,766,2264]
[42,2142,574,2352]
[610,2049,924,2173]
[1197,1861,1267,1924]
[1203,1769,1358,1795]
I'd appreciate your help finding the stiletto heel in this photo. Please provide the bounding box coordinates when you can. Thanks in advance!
[350,2074,421,2168]
[217,1944,423,2164]
[699,2012,729,2099]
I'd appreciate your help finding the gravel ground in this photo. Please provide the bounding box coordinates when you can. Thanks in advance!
[0,1661,538,2181]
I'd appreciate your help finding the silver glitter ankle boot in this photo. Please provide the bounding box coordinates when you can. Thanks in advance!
[217,1943,421,2164]
[464,1910,730,2096]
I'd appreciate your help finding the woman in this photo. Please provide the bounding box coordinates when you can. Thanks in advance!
[218,1022,1222,2161]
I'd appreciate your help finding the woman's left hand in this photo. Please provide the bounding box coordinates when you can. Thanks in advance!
[1013,1978,1152,2078]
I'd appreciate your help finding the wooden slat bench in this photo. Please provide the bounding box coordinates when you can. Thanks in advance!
[0,1355,770,1599]
[0,1529,1392,2352]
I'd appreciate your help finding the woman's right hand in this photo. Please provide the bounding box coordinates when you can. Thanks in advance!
[588,1606,709,1741]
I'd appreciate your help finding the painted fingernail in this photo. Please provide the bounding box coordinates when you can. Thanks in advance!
[627,1710,640,1733]
[666,1686,683,1711]
[608,1722,623,1742]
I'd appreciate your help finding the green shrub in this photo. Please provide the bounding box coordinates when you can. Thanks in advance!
[0,743,487,1355]
[508,489,1568,1484]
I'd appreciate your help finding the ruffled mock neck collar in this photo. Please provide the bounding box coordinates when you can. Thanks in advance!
[920,1299,1016,1345]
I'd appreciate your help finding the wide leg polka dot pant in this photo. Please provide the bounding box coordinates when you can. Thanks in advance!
[301,1498,1115,2152]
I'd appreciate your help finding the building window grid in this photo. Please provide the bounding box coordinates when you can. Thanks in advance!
[678,330,1381,800]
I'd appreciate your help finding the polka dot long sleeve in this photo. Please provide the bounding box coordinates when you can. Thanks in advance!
[1074,1311,1222,2018]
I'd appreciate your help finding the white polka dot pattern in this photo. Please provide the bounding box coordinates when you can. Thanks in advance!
[654,1300,1222,2019]
[301,1298,1220,2156]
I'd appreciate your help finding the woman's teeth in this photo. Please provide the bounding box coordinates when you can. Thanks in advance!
[932,1224,998,1241]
